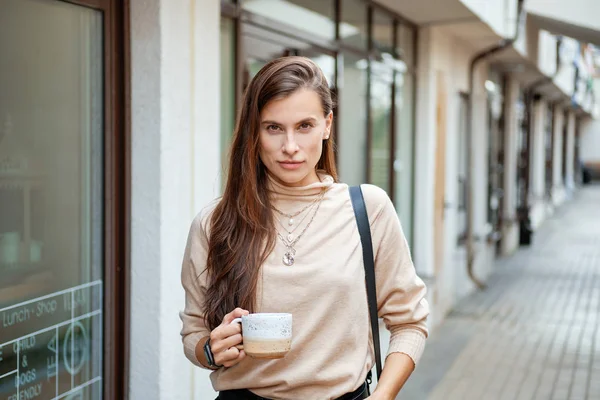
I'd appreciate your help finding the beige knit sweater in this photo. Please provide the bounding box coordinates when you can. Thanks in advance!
[180,174,429,399]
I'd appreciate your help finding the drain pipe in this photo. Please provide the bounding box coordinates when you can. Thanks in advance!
[466,0,526,290]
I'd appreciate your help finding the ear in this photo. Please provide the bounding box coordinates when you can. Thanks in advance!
[323,111,333,138]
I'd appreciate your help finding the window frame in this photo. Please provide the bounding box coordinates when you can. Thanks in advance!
[61,0,130,398]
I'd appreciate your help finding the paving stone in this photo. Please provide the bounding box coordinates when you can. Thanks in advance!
[400,185,600,400]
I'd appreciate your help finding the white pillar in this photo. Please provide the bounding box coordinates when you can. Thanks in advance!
[501,75,520,255]
[532,99,547,200]
[130,0,221,399]
[471,64,490,246]
[414,26,435,278]
[552,106,565,206]
[565,110,576,193]
[530,98,547,228]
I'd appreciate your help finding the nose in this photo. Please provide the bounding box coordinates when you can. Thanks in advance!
[282,131,299,155]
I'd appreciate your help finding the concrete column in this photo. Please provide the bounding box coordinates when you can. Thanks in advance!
[530,99,547,228]
[501,75,520,255]
[130,0,221,399]
[468,61,497,290]
[414,26,436,278]
[565,110,576,193]
[471,65,490,247]
[552,106,565,206]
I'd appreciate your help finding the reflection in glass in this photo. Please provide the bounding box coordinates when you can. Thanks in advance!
[338,53,368,186]
[394,70,415,244]
[369,61,393,194]
[242,0,335,40]
[397,24,415,69]
[340,0,368,50]
[220,17,236,191]
[372,10,394,55]
[0,0,103,399]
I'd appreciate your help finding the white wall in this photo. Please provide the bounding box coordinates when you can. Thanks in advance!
[130,0,221,398]
[538,30,558,77]
[460,0,517,38]
[580,118,600,163]
[414,24,494,330]
[526,0,600,33]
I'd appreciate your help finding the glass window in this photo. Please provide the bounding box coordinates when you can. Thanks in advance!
[0,1,103,399]
[242,0,335,40]
[340,0,368,50]
[372,10,394,55]
[394,70,415,244]
[369,61,393,194]
[338,53,368,186]
[220,17,236,190]
[242,24,335,87]
[397,24,415,69]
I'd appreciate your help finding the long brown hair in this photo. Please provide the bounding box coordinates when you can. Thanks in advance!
[204,56,338,330]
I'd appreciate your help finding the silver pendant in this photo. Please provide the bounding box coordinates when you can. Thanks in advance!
[283,251,295,266]
[287,233,294,242]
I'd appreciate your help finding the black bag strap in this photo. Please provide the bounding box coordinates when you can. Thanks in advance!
[349,185,382,381]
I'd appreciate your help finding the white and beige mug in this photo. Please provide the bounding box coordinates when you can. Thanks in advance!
[230,313,292,359]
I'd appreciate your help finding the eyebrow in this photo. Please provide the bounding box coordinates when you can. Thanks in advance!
[261,117,318,126]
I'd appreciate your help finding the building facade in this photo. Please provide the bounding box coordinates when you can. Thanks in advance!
[0,0,599,399]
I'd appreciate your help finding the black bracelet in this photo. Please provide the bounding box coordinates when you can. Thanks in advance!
[203,338,223,369]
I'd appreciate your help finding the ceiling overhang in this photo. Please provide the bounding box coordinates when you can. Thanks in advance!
[375,0,474,25]
[490,47,570,102]
[529,14,600,46]
[375,0,506,51]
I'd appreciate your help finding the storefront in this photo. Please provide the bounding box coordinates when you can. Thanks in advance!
[485,71,505,253]
[220,0,418,243]
[0,1,127,399]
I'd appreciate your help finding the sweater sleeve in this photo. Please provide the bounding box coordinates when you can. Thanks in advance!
[179,210,213,369]
[361,185,429,366]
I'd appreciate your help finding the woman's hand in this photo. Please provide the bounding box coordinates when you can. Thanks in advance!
[209,307,249,368]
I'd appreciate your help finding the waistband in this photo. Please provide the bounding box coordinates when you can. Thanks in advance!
[217,382,368,400]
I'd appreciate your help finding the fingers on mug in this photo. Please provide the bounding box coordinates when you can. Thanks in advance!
[230,318,244,350]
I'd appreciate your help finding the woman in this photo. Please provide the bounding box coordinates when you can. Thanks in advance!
[180,56,429,400]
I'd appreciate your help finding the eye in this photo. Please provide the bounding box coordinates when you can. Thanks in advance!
[266,124,282,132]
[298,122,314,131]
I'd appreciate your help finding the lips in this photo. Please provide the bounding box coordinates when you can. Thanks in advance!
[278,161,304,170]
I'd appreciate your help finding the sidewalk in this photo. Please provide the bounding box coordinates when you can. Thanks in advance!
[401,185,600,400]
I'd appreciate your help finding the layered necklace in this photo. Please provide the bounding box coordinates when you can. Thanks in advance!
[272,190,326,266]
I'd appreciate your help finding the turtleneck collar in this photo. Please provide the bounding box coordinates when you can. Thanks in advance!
[267,170,334,198]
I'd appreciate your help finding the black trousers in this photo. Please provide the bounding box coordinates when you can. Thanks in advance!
[217,382,368,400]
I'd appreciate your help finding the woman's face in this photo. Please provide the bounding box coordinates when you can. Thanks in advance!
[259,89,333,187]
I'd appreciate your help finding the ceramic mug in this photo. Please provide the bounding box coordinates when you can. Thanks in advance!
[230,313,292,359]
